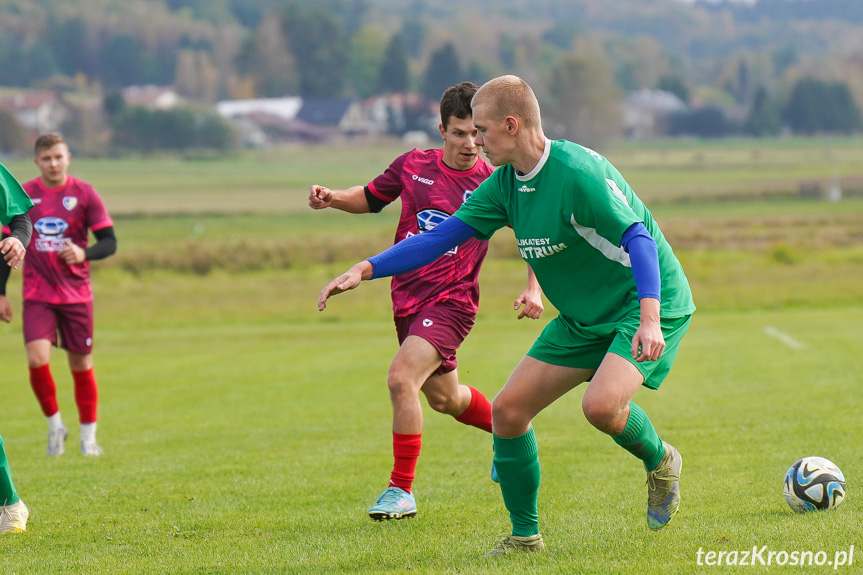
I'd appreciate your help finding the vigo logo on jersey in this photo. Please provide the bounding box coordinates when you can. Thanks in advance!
[34,217,70,252]
[63,196,78,210]
[411,208,457,255]
[517,237,568,260]
[411,174,435,185]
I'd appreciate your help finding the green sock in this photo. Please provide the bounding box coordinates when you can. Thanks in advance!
[612,402,665,471]
[0,434,20,507]
[493,427,540,537]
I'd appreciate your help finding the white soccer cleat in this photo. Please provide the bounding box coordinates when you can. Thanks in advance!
[47,426,68,457]
[0,500,29,534]
[484,533,545,556]
[81,441,104,457]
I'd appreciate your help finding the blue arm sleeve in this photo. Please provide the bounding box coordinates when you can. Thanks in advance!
[621,222,661,301]
[368,216,477,279]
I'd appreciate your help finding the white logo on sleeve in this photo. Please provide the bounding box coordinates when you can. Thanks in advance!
[422,319,434,327]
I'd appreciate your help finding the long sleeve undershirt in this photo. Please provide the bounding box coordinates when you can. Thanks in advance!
[368,217,661,303]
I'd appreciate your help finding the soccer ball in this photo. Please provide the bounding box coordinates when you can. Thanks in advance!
[783,456,846,513]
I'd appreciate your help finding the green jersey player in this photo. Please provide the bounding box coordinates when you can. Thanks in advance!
[1,161,33,534]
[318,75,695,557]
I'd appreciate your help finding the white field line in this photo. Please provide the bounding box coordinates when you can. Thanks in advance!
[763,326,805,350]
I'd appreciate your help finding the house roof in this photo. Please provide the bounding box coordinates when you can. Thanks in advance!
[216,97,303,121]
[0,91,63,112]
[296,98,355,126]
[122,85,182,108]
[624,89,687,113]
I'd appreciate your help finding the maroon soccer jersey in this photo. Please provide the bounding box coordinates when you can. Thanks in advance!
[22,176,113,304]
[367,148,493,317]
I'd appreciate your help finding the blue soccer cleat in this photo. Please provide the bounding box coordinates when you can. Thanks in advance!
[646,441,682,530]
[368,486,417,521]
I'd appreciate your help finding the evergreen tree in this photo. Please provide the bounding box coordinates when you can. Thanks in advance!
[279,2,348,97]
[783,78,863,134]
[656,74,690,105]
[744,86,781,136]
[378,34,410,93]
[421,43,461,101]
[47,17,90,77]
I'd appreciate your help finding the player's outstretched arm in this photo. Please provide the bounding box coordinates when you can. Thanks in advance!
[308,185,370,213]
[317,217,477,311]
[514,264,544,320]
[318,260,374,311]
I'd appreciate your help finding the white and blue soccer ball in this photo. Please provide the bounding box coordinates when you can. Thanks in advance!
[783,456,846,513]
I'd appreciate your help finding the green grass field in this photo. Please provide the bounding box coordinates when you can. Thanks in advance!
[1,138,861,573]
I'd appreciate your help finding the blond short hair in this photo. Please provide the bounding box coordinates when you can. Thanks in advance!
[34,133,67,155]
[472,75,541,129]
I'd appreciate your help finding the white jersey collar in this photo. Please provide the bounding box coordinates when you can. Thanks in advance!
[515,138,551,182]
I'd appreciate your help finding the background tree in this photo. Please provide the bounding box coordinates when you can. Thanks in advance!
[783,77,863,134]
[279,2,348,97]
[378,33,410,93]
[47,17,91,78]
[498,33,517,70]
[175,49,221,102]
[103,90,126,121]
[348,26,387,99]
[542,22,580,51]
[657,74,690,105]
[545,52,623,151]
[0,109,28,154]
[100,34,160,88]
[667,106,730,138]
[421,42,461,101]
[743,85,781,136]
[257,16,298,96]
[400,17,427,58]
[196,113,238,151]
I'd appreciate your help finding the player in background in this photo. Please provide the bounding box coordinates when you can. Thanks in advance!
[318,75,695,554]
[0,134,117,457]
[0,161,34,533]
[308,82,543,521]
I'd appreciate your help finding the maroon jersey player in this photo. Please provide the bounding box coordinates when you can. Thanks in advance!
[308,82,542,521]
[1,134,117,457]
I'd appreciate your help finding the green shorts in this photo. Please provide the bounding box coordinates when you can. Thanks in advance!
[527,312,692,390]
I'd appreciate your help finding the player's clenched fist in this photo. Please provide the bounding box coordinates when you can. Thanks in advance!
[308,185,334,209]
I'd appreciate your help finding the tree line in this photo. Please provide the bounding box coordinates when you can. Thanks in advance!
[1,0,862,155]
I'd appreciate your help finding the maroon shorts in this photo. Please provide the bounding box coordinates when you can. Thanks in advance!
[23,300,94,355]
[394,302,476,376]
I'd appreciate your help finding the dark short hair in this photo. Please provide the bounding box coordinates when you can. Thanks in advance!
[34,133,66,155]
[440,82,478,129]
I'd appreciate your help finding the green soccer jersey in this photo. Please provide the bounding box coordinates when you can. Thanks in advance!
[455,139,695,325]
[0,161,34,226]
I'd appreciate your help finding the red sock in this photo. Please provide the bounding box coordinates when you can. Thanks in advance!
[29,364,59,417]
[454,386,493,433]
[72,367,98,424]
[389,432,422,493]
